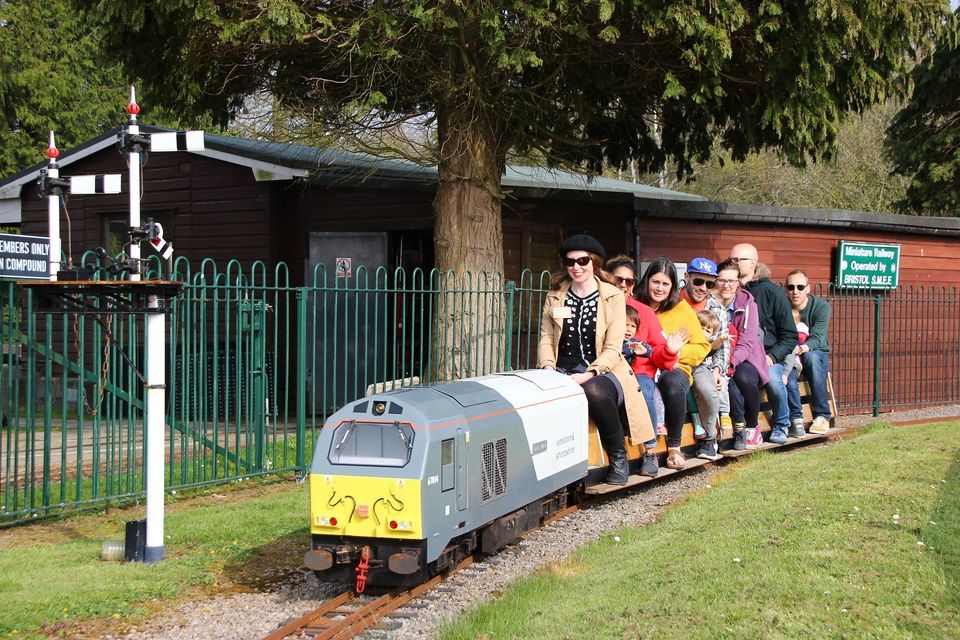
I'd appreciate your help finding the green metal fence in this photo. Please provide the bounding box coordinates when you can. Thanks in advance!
[1,263,957,525]
[817,283,960,415]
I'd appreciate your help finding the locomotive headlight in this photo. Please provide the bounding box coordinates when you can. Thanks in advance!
[373,401,387,416]
[314,515,339,527]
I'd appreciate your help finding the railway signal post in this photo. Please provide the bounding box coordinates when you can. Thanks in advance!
[32,90,201,562]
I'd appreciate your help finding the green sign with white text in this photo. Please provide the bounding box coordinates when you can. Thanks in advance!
[835,241,900,289]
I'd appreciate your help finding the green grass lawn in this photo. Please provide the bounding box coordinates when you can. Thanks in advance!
[0,478,310,638]
[440,421,960,640]
[2,421,958,639]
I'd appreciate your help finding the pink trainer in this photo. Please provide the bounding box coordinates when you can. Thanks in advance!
[745,425,763,449]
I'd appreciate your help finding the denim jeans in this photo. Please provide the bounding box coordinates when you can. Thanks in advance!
[765,361,790,430]
[786,350,832,420]
[636,373,659,449]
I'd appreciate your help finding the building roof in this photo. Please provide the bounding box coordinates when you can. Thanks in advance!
[638,198,960,237]
[0,126,704,223]
[4,126,959,238]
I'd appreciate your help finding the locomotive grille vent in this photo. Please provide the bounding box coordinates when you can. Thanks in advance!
[481,438,507,503]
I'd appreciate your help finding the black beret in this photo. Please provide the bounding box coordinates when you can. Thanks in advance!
[559,234,605,259]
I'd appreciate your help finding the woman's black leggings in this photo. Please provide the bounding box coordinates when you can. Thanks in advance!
[657,368,690,449]
[728,361,761,428]
[580,375,626,453]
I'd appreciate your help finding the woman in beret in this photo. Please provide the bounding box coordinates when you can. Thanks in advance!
[538,235,657,484]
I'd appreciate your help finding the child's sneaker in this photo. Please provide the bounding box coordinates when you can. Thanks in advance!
[694,421,707,440]
[745,425,763,449]
[789,418,806,438]
[718,413,733,439]
[732,424,747,451]
[656,424,668,436]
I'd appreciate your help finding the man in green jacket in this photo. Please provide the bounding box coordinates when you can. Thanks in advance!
[785,269,833,434]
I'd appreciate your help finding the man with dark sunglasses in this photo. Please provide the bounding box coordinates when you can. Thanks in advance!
[680,257,727,460]
[729,243,798,444]
[785,269,832,434]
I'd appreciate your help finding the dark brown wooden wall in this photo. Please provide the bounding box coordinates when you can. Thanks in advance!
[15,145,960,289]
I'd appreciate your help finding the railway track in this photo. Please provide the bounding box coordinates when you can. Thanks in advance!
[262,426,852,640]
[263,559,473,640]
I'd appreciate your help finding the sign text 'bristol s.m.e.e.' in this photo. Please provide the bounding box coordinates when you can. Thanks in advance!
[835,241,900,289]
[0,234,50,280]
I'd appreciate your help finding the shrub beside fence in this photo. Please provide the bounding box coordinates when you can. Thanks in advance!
[1,260,957,525]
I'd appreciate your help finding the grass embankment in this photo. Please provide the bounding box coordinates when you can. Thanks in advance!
[441,421,960,639]
[0,478,309,638]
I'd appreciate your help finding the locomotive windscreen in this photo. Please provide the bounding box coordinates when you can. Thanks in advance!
[328,421,415,467]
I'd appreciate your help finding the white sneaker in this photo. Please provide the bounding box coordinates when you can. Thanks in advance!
[790,418,806,438]
[809,416,830,434]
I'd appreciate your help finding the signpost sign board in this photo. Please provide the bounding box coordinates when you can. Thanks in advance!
[835,241,900,289]
[0,233,50,280]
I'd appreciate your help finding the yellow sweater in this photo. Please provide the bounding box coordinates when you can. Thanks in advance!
[655,299,710,383]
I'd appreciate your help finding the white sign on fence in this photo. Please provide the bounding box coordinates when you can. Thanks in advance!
[0,233,50,280]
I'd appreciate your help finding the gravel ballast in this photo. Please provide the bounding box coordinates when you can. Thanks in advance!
[109,406,960,640]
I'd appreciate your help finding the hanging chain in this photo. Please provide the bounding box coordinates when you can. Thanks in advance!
[73,313,112,416]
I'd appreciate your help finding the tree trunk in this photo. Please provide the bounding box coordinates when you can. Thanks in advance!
[432,108,506,381]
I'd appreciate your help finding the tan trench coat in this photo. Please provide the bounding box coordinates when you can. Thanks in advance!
[536,279,655,444]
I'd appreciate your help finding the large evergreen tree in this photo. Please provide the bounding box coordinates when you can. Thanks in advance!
[79,0,947,276]
[886,12,960,216]
[0,1,128,178]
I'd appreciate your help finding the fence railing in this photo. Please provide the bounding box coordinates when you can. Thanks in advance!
[1,262,957,525]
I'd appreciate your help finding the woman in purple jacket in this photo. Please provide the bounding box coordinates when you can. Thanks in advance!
[715,259,770,451]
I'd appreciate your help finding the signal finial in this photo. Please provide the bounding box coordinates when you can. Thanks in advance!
[46,131,59,161]
[127,86,141,119]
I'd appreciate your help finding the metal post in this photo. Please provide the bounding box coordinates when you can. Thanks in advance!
[503,281,515,371]
[295,288,307,473]
[144,295,165,562]
[46,132,61,280]
[127,87,142,282]
[873,294,881,417]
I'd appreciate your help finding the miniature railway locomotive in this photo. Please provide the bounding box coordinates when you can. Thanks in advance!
[303,369,589,586]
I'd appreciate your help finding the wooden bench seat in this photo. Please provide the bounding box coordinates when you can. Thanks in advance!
[587,373,837,468]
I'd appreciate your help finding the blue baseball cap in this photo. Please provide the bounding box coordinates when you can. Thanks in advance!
[687,257,717,277]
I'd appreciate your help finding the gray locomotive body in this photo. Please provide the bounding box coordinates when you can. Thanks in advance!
[304,370,588,586]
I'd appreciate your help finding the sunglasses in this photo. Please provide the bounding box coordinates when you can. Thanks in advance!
[690,277,716,289]
[565,256,592,267]
[614,276,636,287]
[786,283,808,292]
[730,257,755,264]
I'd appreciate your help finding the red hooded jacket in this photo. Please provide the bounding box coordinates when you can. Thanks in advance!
[625,298,679,378]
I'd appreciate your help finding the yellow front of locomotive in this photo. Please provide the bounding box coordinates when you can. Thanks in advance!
[309,474,422,539]
[304,393,435,586]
